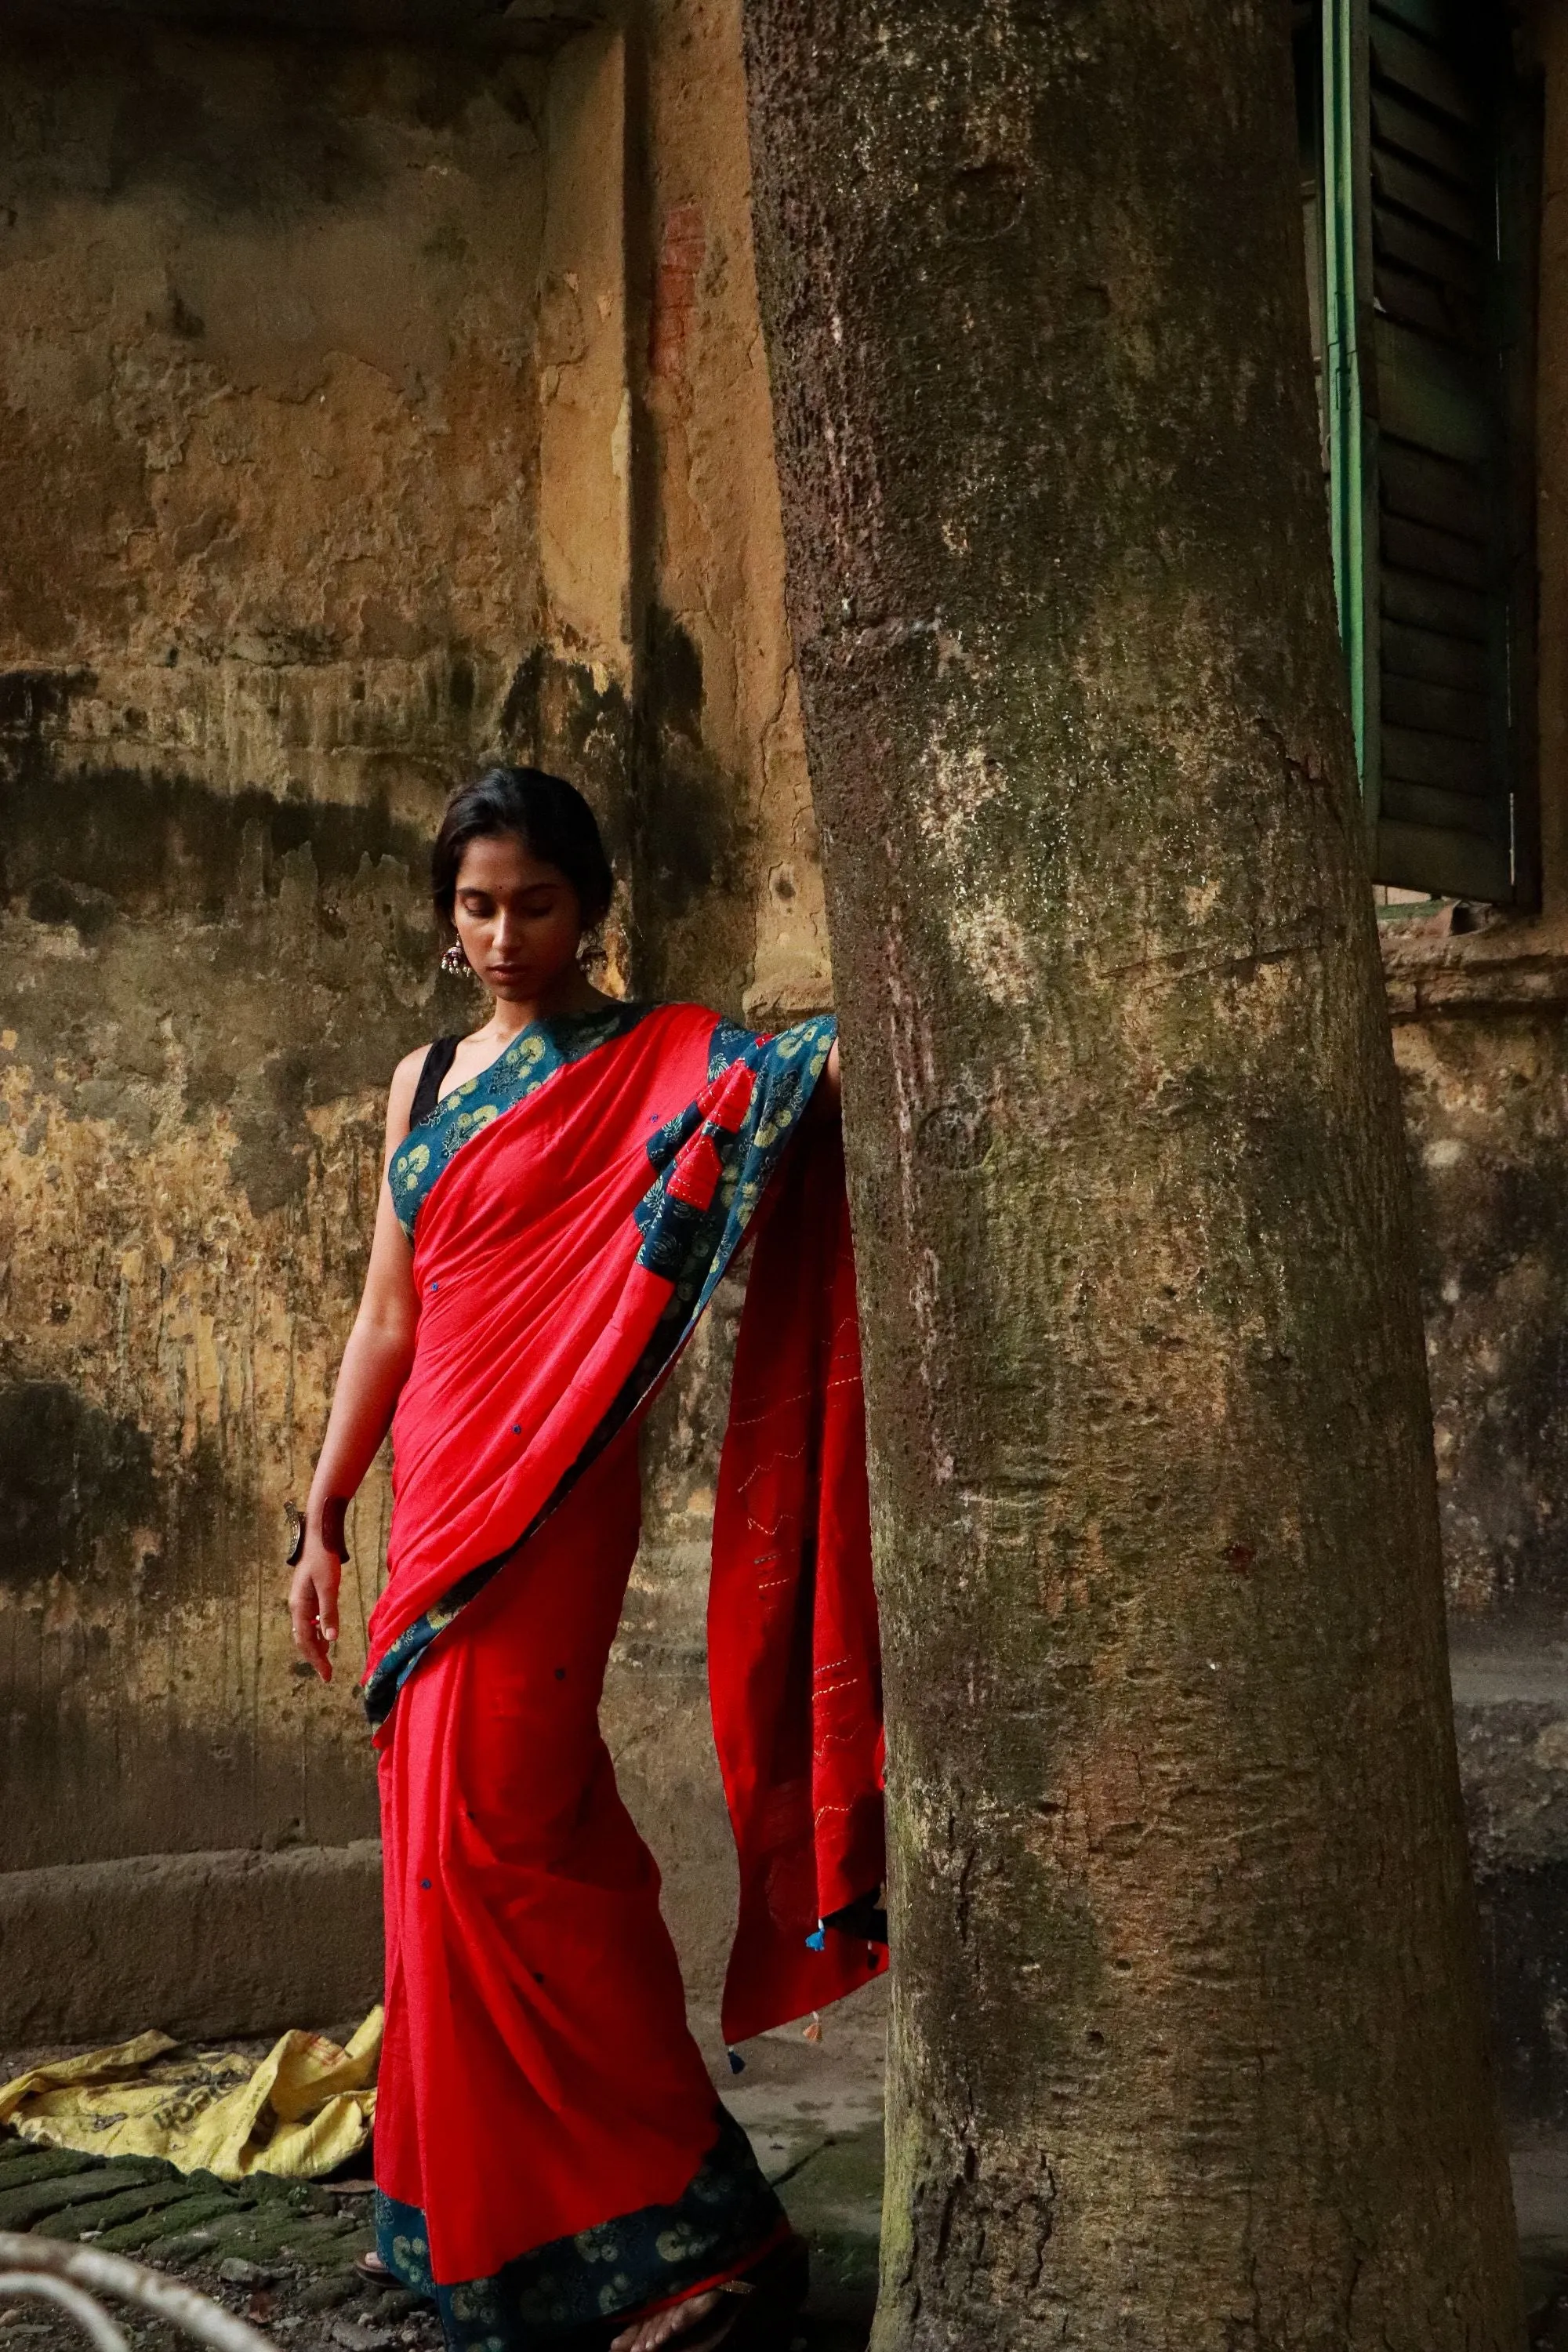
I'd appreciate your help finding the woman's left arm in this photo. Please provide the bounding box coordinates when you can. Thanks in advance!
[808,1035,842,1122]
[287,1071,422,1682]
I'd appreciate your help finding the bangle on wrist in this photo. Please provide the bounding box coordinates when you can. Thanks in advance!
[285,1497,351,1567]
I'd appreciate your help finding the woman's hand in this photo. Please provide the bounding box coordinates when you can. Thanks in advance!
[285,1060,423,1690]
[289,1539,342,1682]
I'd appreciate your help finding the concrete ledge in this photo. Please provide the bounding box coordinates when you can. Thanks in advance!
[0,1842,383,2047]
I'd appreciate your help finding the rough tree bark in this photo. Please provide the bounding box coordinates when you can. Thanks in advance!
[739,3,1522,2348]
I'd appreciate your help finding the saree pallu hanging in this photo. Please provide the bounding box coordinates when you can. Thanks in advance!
[364,1001,884,2347]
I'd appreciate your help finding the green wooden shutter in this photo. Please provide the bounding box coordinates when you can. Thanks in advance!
[1316,0,1536,906]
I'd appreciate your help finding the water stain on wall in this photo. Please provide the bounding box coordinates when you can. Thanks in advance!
[0,13,554,1871]
[0,0,840,2045]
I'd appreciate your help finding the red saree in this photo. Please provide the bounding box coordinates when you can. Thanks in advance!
[364,1002,884,2347]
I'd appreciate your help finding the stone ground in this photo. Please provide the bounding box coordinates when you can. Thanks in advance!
[8,2016,1568,2351]
[1512,2145,1568,2348]
[0,2013,884,2352]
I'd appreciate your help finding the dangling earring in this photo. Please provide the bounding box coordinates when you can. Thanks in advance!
[441,941,467,976]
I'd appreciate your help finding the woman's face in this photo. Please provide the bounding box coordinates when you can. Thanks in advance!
[450,831,584,1004]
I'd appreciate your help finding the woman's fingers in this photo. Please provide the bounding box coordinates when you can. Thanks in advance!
[288,1558,340,1682]
[288,1573,328,1679]
[313,1560,340,1647]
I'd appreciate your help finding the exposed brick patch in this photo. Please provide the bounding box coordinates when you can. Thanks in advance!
[650,203,706,379]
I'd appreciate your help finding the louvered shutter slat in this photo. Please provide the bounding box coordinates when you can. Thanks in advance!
[1382,725,1495,794]
[1373,147,1484,244]
[1381,512,1491,589]
[1375,822,1511,899]
[1381,618,1490,691]
[1381,780,1500,838]
[1379,441,1490,537]
[1374,202,1483,296]
[1381,565,1490,640]
[1370,15,1476,122]
[1381,673,1489,739]
[1374,270,1480,351]
[1370,88,1482,186]
[1313,0,1531,905]
[1373,0,1448,42]
[1375,320,1490,462]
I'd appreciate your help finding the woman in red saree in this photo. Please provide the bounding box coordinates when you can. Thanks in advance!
[288,768,884,2352]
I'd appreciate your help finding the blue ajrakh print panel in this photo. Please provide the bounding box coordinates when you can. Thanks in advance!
[374,2105,783,2347]
[387,1001,653,1243]
[361,1012,834,1731]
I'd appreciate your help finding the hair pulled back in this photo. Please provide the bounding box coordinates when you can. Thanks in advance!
[432,766,615,935]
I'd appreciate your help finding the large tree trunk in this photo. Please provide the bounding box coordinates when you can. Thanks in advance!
[739,3,1521,2347]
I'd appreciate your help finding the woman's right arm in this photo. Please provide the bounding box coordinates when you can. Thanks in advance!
[288,1052,426,1684]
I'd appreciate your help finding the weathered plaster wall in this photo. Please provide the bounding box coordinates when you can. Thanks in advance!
[1376,0,1568,2125]
[1385,969,1568,2124]
[5,0,1563,2111]
[0,0,837,2045]
[597,0,835,2020]
[1387,1006,1568,1626]
[623,0,828,1023]
[0,7,637,2033]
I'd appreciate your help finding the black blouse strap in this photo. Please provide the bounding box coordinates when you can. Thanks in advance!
[408,1036,459,1131]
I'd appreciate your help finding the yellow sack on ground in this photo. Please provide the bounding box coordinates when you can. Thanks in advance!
[0,2009,380,2182]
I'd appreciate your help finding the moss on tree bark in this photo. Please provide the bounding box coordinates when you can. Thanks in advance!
[739,1,1523,2345]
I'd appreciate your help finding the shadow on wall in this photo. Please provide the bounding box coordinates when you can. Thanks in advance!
[0,0,793,2046]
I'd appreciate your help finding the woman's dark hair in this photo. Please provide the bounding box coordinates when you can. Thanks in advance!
[433,766,615,935]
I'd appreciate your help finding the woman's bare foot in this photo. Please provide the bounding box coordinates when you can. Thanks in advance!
[609,2288,732,2352]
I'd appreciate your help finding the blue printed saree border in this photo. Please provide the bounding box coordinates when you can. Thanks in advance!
[375,2104,785,2347]
[387,1000,656,1243]
[361,1013,835,1731]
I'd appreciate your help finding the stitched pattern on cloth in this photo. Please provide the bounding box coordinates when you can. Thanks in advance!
[375,2106,784,2347]
[361,1014,834,1731]
[387,1002,653,1243]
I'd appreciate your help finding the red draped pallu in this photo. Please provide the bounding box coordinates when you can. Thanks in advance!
[362,1003,884,2348]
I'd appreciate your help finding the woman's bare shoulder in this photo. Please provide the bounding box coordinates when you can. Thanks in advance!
[390,1042,433,1094]
[385,1044,434,1157]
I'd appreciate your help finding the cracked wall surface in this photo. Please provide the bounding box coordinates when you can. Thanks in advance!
[626,0,830,1025]
[31,0,1568,2107]
[0,10,612,1938]
[600,0,835,2019]
[0,13,564,1879]
[1374,5,1568,2124]
[0,0,834,2040]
